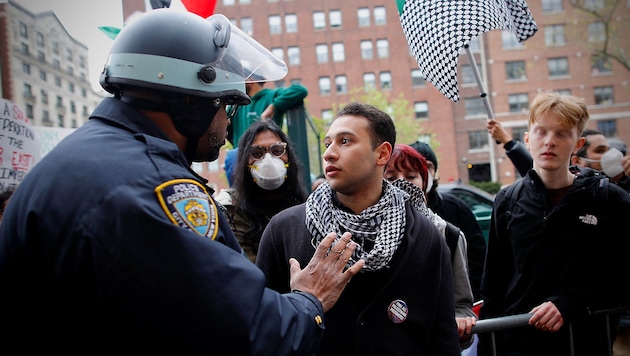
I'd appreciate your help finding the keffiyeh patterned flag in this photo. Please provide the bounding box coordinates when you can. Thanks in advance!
[397,0,538,102]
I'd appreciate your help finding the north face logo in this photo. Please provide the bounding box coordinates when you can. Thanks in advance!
[578,214,598,226]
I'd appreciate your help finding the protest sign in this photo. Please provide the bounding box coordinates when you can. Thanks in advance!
[0,98,41,192]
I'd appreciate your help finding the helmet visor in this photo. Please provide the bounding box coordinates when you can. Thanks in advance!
[218,19,288,83]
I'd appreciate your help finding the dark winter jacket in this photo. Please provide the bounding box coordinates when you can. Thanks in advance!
[257,201,461,356]
[479,169,630,355]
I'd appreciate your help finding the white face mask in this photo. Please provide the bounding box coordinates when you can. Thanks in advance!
[249,153,288,190]
[600,148,624,178]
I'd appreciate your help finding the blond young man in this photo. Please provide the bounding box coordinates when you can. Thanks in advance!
[479,92,630,355]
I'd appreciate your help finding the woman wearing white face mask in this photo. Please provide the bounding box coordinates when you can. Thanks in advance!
[215,120,308,262]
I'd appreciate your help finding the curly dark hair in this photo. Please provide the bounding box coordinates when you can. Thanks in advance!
[232,120,308,248]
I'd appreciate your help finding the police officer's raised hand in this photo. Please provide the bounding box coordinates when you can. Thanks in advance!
[289,232,364,312]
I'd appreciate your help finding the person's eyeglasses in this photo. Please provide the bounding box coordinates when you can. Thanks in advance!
[226,104,238,121]
[249,142,287,160]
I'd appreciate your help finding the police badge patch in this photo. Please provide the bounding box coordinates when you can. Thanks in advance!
[155,179,218,240]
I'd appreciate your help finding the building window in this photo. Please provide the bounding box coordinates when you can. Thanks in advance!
[461,64,481,85]
[468,130,489,150]
[335,75,348,94]
[285,14,297,33]
[22,62,31,75]
[597,119,617,137]
[374,6,386,25]
[43,110,50,123]
[594,86,614,105]
[56,95,63,107]
[25,104,33,119]
[269,15,281,34]
[37,32,44,46]
[591,54,612,74]
[545,24,566,46]
[65,48,73,61]
[508,93,529,112]
[313,11,326,29]
[585,0,605,10]
[501,30,523,49]
[548,57,569,77]
[239,0,250,4]
[81,88,87,98]
[380,71,392,89]
[506,61,526,80]
[52,41,59,54]
[55,76,62,87]
[588,21,605,42]
[411,69,426,87]
[41,90,48,104]
[70,101,76,114]
[322,109,333,124]
[330,10,342,28]
[319,77,331,95]
[332,43,345,62]
[223,0,235,5]
[556,89,572,96]
[68,82,75,93]
[287,46,300,65]
[67,66,74,75]
[38,51,45,62]
[360,40,373,59]
[363,72,376,90]
[316,44,328,63]
[512,127,527,143]
[542,0,563,12]
[23,83,33,98]
[241,17,253,36]
[21,43,29,55]
[39,70,47,81]
[358,8,370,27]
[376,39,389,58]
[20,22,28,38]
[53,59,60,69]
[465,97,485,116]
[414,101,429,119]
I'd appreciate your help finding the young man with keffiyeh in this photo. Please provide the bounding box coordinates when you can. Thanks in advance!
[256,102,460,355]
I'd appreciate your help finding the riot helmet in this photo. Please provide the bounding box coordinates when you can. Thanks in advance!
[100,9,287,139]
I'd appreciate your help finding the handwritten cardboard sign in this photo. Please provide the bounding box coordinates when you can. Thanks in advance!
[0,98,41,192]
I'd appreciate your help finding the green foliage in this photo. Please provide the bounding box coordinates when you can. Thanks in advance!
[469,181,502,195]
[305,87,440,168]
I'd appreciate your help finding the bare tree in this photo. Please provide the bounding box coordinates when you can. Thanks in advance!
[569,0,630,72]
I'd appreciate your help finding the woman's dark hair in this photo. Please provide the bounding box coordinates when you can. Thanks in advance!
[232,120,308,246]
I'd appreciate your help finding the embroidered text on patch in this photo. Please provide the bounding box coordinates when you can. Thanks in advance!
[155,179,219,239]
[578,214,598,226]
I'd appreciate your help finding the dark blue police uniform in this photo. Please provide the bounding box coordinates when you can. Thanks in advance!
[0,98,324,354]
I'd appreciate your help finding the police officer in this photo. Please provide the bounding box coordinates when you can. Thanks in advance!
[0,9,363,354]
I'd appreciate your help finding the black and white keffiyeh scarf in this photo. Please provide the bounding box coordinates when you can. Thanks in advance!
[305,180,408,271]
[390,179,439,225]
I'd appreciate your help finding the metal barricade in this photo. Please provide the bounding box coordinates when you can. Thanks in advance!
[470,305,629,356]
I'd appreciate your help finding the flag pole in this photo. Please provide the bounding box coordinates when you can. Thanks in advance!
[465,43,499,181]
[464,43,495,121]
[465,43,500,145]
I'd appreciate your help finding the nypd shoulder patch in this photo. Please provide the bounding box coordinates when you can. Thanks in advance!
[155,179,218,240]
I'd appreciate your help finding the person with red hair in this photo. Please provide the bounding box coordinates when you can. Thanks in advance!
[385,144,478,353]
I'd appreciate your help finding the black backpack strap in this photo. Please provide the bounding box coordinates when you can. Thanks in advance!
[445,221,461,263]
[503,178,525,231]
